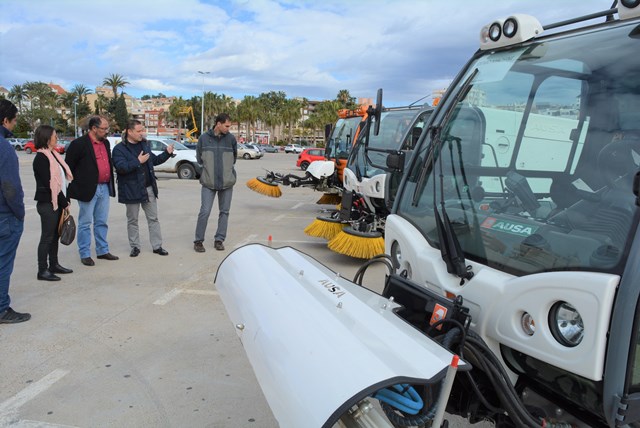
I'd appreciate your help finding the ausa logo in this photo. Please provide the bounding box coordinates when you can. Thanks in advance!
[480,217,538,237]
[318,279,346,298]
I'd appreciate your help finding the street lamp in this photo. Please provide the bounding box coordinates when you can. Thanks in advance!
[198,71,210,136]
[73,98,78,138]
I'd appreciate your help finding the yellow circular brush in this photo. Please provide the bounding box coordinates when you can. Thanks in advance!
[316,192,342,205]
[304,216,345,240]
[246,177,282,198]
[328,228,385,259]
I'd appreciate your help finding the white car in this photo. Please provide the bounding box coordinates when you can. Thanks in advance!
[284,144,303,154]
[146,137,202,179]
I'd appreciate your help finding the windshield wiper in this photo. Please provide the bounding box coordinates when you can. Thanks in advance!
[418,68,478,284]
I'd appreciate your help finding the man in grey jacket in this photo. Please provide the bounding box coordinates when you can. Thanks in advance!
[194,113,237,252]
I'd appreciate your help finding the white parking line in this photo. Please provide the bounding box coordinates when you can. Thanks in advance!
[0,369,69,415]
[13,420,79,427]
[291,202,305,209]
[153,288,218,305]
[153,288,182,305]
[234,234,258,248]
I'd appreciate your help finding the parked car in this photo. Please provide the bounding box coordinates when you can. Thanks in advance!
[7,138,26,150]
[146,137,202,179]
[296,148,326,170]
[23,140,65,154]
[182,142,197,150]
[284,144,303,154]
[261,144,279,153]
[237,143,263,159]
[244,143,265,154]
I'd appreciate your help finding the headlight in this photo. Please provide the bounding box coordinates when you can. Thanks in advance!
[549,302,584,347]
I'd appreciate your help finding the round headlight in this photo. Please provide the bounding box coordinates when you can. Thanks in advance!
[621,0,640,8]
[549,302,584,347]
[390,240,402,270]
[503,18,518,38]
[489,22,502,42]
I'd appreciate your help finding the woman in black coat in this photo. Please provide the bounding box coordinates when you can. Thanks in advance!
[32,125,74,281]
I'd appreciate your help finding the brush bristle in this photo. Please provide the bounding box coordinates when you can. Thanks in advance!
[316,193,342,205]
[246,178,282,198]
[304,218,345,240]
[328,231,385,259]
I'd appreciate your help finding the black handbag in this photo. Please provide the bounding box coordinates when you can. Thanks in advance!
[58,208,76,246]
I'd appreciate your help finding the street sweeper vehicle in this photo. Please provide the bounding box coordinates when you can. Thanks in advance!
[308,101,434,259]
[216,2,640,427]
[245,106,367,201]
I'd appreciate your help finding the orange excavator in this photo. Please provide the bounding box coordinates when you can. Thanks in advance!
[179,107,198,142]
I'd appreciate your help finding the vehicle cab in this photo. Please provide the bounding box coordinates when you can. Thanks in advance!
[385,4,640,426]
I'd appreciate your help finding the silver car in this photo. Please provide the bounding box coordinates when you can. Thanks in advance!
[238,143,263,159]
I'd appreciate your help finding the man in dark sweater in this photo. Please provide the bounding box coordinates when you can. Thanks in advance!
[0,100,30,324]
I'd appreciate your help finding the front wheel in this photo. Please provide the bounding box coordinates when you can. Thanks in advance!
[243,153,251,159]
[177,163,196,179]
[25,147,33,154]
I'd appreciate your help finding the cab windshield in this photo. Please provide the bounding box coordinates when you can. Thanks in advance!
[325,117,363,160]
[397,21,640,276]
[348,108,430,179]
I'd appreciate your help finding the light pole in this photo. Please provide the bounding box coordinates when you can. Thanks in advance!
[198,71,210,135]
[73,98,78,138]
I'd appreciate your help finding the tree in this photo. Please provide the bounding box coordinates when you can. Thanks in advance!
[167,97,190,138]
[336,89,357,109]
[203,92,234,130]
[114,94,129,132]
[22,81,59,130]
[8,84,26,112]
[282,98,306,143]
[257,91,287,140]
[102,73,129,99]
[71,84,92,102]
[236,96,260,142]
[94,94,109,114]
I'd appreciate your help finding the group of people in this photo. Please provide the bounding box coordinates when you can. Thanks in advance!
[0,99,238,324]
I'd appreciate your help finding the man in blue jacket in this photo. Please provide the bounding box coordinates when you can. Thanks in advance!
[0,100,30,324]
[112,120,174,257]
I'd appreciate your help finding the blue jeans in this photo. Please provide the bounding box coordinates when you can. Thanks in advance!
[195,186,233,243]
[0,214,24,313]
[77,183,111,258]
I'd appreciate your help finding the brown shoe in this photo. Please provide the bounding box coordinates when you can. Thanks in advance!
[194,241,205,253]
[214,241,224,251]
[97,253,119,261]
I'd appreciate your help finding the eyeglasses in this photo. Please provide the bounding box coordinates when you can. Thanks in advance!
[96,126,109,131]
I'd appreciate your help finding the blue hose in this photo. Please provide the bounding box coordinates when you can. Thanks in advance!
[372,384,424,415]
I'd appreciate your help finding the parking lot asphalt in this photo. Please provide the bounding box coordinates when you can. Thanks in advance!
[0,149,391,428]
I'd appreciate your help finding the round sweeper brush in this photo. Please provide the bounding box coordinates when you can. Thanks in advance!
[304,216,346,240]
[316,192,342,205]
[246,177,282,197]
[328,228,385,259]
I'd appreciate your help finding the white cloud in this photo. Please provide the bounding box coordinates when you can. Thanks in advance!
[0,0,609,104]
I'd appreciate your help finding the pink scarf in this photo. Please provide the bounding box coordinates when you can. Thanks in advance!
[37,148,73,211]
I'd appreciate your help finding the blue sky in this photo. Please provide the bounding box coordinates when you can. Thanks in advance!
[0,0,610,105]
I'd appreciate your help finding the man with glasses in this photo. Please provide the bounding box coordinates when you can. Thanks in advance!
[65,116,119,266]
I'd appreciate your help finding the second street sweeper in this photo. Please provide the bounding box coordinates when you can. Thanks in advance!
[305,99,434,259]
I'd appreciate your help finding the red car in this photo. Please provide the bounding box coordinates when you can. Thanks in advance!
[296,148,325,170]
[23,140,66,154]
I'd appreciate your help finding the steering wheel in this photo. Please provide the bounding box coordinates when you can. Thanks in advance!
[596,136,640,188]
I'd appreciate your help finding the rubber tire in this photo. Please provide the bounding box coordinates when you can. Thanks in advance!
[243,153,251,159]
[177,163,196,179]
[25,148,32,154]
[300,161,310,171]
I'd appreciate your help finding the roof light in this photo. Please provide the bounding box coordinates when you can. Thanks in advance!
[503,17,518,38]
[619,0,640,20]
[480,14,543,50]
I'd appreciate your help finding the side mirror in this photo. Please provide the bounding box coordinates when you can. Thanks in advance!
[386,151,405,173]
[374,88,383,136]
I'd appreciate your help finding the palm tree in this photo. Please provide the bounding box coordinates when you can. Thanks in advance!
[237,96,260,142]
[8,84,26,112]
[282,98,305,144]
[336,89,356,109]
[102,73,129,99]
[94,93,109,114]
[71,84,92,102]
